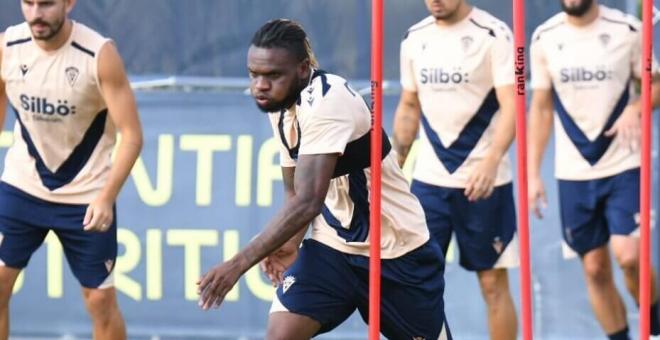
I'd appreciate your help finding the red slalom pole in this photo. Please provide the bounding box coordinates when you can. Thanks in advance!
[639,0,653,338]
[369,0,383,339]
[513,0,533,339]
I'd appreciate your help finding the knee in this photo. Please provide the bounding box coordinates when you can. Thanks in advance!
[83,289,119,323]
[479,271,510,306]
[616,253,639,276]
[583,258,612,286]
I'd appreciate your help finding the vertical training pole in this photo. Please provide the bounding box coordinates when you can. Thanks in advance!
[513,0,533,339]
[369,0,383,339]
[639,0,653,338]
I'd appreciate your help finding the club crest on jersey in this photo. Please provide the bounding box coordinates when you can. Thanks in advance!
[461,36,474,52]
[65,66,80,87]
[557,43,564,51]
[599,33,611,47]
[20,64,29,76]
[282,275,296,293]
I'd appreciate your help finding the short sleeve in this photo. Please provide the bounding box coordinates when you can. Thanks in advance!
[630,26,660,79]
[298,93,355,156]
[490,25,515,87]
[400,38,418,91]
[530,36,552,90]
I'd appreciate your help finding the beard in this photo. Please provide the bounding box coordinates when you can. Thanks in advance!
[254,76,307,113]
[561,0,594,17]
[29,17,64,41]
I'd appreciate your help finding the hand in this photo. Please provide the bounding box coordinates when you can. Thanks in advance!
[260,241,299,286]
[83,195,114,232]
[464,156,499,202]
[604,104,640,151]
[197,259,243,310]
[528,175,547,219]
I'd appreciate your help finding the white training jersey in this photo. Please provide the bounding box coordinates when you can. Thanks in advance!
[268,70,430,259]
[1,21,114,204]
[530,5,658,180]
[400,7,514,188]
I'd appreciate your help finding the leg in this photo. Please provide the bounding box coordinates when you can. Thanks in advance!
[477,269,517,340]
[581,245,628,334]
[611,235,660,335]
[355,241,450,340]
[410,180,454,256]
[54,215,122,339]
[266,311,320,340]
[81,287,126,340]
[0,189,52,340]
[610,235,658,304]
[606,168,660,334]
[456,183,518,339]
[557,178,628,337]
[267,240,356,338]
[0,267,20,340]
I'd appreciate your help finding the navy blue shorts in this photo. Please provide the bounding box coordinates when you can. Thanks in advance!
[558,168,640,256]
[0,182,117,288]
[271,239,451,339]
[411,180,518,271]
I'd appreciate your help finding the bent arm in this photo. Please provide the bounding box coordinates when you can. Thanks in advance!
[280,166,308,247]
[97,42,143,203]
[234,153,338,274]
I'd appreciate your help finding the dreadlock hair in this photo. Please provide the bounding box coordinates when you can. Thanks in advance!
[251,19,319,68]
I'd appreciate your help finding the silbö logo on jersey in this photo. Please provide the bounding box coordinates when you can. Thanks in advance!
[560,66,613,83]
[420,67,469,85]
[20,94,77,116]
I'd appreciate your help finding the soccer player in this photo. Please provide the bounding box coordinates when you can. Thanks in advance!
[0,0,143,339]
[197,19,451,340]
[393,1,518,339]
[529,0,660,339]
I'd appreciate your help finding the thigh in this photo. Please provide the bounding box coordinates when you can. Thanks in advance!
[604,168,640,237]
[452,183,518,271]
[411,180,454,254]
[354,241,451,340]
[558,179,609,256]
[0,185,50,269]
[269,239,357,336]
[266,310,321,340]
[55,212,117,289]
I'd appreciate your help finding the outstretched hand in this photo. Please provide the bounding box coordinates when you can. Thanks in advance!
[197,260,243,310]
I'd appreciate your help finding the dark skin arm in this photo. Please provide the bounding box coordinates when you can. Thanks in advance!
[197,153,338,310]
[259,166,309,285]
